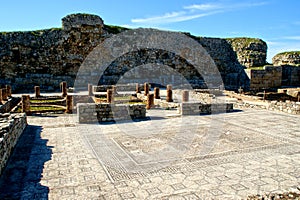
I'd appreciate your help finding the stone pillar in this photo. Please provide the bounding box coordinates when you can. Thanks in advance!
[88,84,93,96]
[66,95,73,113]
[136,83,141,94]
[34,86,40,98]
[154,87,160,99]
[144,82,149,96]
[182,90,189,102]
[238,86,243,94]
[112,85,117,94]
[0,89,2,104]
[147,94,154,109]
[22,95,30,114]
[107,89,114,103]
[2,88,7,101]
[6,85,11,97]
[166,85,173,102]
[61,81,67,97]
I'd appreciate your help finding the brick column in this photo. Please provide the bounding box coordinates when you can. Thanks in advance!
[2,88,7,101]
[182,90,189,102]
[144,82,149,96]
[66,95,73,113]
[6,85,11,97]
[22,95,30,114]
[136,83,141,94]
[166,85,173,102]
[34,86,40,98]
[154,87,160,99]
[88,84,93,96]
[146,94,154,109]
[61,81,67,97]
[107,89,114,103]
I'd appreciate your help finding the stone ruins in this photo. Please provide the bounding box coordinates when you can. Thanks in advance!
[0,13,300,199]
[0,13,295,93]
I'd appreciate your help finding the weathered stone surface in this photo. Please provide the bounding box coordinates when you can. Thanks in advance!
[0,113,27,176]
[77,103,146,123]
[146,94,154,109]
[0,97,20,113]
[62,13,104,31]
[272,51,300,66]
[0,13,268,92]
[234,99,300,115]
[21,95,30,114]
[60,81,67,97]
[245,66,282,90]
[144,83,149,96]
[180,102,233,115]
[65,95,73,113]
[226,37,267,68]
[34,86,40,97]
[154,87,160,99]
[282,66,300,86]
[182,90,189,102]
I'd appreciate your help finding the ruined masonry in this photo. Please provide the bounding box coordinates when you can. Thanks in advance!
[0,13,271,92]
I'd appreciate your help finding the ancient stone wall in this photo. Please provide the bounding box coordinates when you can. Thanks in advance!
[0,113,27,176]
[186,36,251,89]
[272,51,300,66]
[77,103,146,123]
[281,66,300,86]
[235,100,300,115]
[93,84,138,92]
[245,66,282,90]
[226,37,267,68]
[0,97,20,113]
[0,14,106,92]
[179,102,233,115]
[0,13,268,92]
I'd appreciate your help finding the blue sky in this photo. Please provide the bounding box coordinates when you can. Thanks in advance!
[0,0,299,63]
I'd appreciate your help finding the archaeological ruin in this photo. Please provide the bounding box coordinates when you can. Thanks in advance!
[0,13,300,199]
[0,13,297,93]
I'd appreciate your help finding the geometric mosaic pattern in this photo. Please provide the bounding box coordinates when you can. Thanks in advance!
[0,108,299,199]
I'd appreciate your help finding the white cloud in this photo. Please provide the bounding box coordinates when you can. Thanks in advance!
[130,1,267,26]
[131,11,185,24]
[131,10,223,25]
[183,3,221,11]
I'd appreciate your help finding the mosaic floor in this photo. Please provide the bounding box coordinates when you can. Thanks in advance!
[0,108,299,199]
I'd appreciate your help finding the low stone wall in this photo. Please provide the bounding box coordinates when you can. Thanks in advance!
[0,113,27,176]
[245,66,282,90]
[180,102,234,115]
[282,66,300,86]
[77,103,146,123]
[234,100,300,114]
[278,88,300,98]
[268,100,300,114]
[93,84,140,92]
[0,97,21,113]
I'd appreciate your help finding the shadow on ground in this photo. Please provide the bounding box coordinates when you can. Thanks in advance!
[0,125,53,200]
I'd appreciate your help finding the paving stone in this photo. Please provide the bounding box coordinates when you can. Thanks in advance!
[0,109,299,199]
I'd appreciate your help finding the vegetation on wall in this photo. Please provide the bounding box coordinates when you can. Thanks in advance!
[104,25,130,34]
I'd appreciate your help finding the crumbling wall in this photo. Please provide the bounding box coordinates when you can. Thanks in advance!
[0,13,268,92]
[245,66,282,90]
[0,113,27,175]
